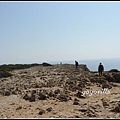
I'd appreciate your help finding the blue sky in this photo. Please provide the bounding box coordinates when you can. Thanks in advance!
[0,1,120,65]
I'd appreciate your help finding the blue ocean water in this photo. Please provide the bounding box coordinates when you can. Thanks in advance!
[80,59,120,71]
[50,58,120,71]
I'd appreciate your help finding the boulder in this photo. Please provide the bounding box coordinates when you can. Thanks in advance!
[109,69,119,72]
[42,62,52,66]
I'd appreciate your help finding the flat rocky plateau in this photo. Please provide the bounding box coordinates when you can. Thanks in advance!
[0,64,119,118]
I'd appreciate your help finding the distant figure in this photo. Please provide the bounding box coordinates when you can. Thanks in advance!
[98,63,104,76]
[75,61,79,69]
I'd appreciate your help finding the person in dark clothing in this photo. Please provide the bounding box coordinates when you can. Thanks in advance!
[98,63,104,76]
[75,60,79,69]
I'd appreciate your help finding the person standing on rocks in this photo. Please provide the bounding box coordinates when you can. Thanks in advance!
[98,63,104,76]
[75,60,79,69]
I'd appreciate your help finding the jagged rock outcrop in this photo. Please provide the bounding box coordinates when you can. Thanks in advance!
[103,72,120,83]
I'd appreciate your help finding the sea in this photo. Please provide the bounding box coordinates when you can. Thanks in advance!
[50,58,120,72]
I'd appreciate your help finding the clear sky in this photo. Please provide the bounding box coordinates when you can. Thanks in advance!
[0,1,120,65]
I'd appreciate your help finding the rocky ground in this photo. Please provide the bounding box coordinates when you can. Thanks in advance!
[0,64,119,118]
